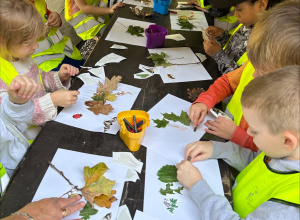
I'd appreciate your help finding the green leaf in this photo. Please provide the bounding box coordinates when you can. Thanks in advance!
[153,118,169,128]
[147,52,171,68]
[92,93,106,101]
[126,25,144,37]
[174,186,184,194]
[157,165,178,183]
[162,110,190,126]
[177,18,195,30]
[86,176,116,196]
[79,202,98,220]
[136,73,149,78]
[160,183,174,195]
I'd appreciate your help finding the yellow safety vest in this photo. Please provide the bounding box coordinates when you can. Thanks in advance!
[65,0,109,40]
[233,152,300,218]
[216,7,238,24]
[0,163,10,196]
[197,0,212,9]
[31,0,82,72]
[223,23,248,66]
[225,62,254,125]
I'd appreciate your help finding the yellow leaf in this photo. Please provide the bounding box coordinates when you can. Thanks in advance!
[94,190,117,208]
[83,162,108,188]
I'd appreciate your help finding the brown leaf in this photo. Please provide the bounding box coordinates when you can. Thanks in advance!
[85,100,105,107]
[83,162,108,188]
[94,190,117,208]
[97,76,122,93]
[85,101,114,115]
[187,88,205,102]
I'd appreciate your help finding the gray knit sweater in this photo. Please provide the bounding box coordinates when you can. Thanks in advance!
[189,141,300,220]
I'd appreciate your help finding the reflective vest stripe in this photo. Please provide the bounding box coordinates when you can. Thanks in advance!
[33,54,64,65]
[233,152,300,218]
[225,62,254,125]
[0,163,10,196]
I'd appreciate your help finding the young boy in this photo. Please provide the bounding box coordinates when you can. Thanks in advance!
[0,76,41,177]
[190,0,300,151]
[204,0,282,74]
[177,66,300,219]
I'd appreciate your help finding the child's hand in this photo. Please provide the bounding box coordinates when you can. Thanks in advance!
[50,90,80,107]
[109,2,125,14]
[58,64,79,82]
[185,141,213,162]
[195,6,209,13]
[203,35,222,57]
[187,0,198,5]
[204,116,237,140]
[206,26,223,38]
[189,102,208,128]
[8,76,41,104]
[176,160,203,189]
[47,12,61,27]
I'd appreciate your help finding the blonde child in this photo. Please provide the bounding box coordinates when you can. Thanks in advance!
[190,1,300,152]
[204,0,282,74]
[0,0,80,141]
[177,66,300,219]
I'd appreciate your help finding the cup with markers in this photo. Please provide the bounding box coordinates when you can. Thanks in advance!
[117,110,150,151]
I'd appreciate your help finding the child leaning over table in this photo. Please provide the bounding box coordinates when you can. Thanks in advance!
[0,0,80,141]
[203,0,282,74]
[189,0,300,152]
[0,75,41,179]
[177,66,300,219]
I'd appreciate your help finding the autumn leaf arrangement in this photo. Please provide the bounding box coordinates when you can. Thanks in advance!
[85,76,122,115]
[177,15,195,30]
[49,162,117,220]
[153,111,190,128]
[147,52,171,68]
[126,25,145,37]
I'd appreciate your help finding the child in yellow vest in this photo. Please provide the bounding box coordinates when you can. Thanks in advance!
[203,0,282,74]
[0,0,80,141]
[177,66,300,219]
[189,1,300,152]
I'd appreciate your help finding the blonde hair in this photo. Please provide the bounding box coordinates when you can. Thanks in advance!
[0,0,45,60]
[241,66,300,134]
[247,0,300,73]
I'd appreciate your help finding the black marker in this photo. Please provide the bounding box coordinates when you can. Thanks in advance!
[123,118,136,132]
[133,115,138,133]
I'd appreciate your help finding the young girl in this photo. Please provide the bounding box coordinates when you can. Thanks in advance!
[0,0,80,141]
[204,0,282,74]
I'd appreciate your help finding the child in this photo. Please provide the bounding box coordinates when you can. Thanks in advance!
[65,0,124,41]
[189,0,300,151]
[29,0,85,72]
[1,75,41,184]
[0,0,80,141]
[204,0,282,74]
[177,66,300,219]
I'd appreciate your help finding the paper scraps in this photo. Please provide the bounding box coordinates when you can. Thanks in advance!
[117,205,132,220]
[96,53,126,66]
[134,64,160,79]
[77,73,100,85]
[101,212,112,220]
[134,72,154,79]
[103,117,118,133]
[110,44,128,50]
[195,53,207,62]
[165,34,186,41]
[113,152,143,173]
[133,210,160,220]
[88,66,106,80]
[125,168,140,182]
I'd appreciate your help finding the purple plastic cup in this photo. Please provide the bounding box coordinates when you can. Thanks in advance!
[145,25,168,49]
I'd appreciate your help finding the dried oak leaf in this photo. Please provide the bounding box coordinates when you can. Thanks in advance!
[85,100,105,107]
[83,162,109,188]
[97,76,122,93]
[94,190,117,208]
[86,102,114,115]
[82,176,116,207]
[187,88,205,102]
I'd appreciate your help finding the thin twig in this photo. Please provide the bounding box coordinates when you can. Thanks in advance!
[170,62,201,65]
[167,57,185,60]
[116,21,128,29]
[48,161,80,191]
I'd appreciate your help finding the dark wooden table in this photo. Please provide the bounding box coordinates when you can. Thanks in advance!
[0,3,232,218]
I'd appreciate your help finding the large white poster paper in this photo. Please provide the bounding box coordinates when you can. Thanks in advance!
[170,10,209,31]
[32,149,128,220]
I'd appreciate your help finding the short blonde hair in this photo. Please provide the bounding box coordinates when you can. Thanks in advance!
[0,0,45,59]
[247,0,300,73]
[241,66,300,134]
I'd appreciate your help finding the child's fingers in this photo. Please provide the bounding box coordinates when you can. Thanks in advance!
[16,76,32,97]
[25,78,41,99]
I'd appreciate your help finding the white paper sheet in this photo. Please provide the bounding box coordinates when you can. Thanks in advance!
[148,48,212,83]
[88,66,106,79]
[95,53,126,66]
[125,168,140,182]
[55,83,141,134]
[165,34,186,41]
[144,149,224,219]
[32,149,128,220]
[110,44,128,49]
[134,210,160,220]
[139,64,160,75]
[142,94,215,163]
[105,17,155,47]
[170,10,209,31]
[113,152,143,173]
[196,52,207,62]
[77,73,101,85]
[124,0,154,7]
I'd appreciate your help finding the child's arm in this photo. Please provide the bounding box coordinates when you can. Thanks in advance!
[75,0,124,16]
[189,63,246,127]
[230,125,258,152]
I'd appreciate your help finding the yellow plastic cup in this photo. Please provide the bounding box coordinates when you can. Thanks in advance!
[117,110,150,151]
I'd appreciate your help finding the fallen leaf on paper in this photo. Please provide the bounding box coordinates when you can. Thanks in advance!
[79,202,98,220]
[126,25,144,37]
[94,190,117,208]
[83,162,109,188]
[162,111,190,126]
[147,52,171,68]
[86,101,114,115]
[97,76,122,93]
[152,118,169,128]
[157,165,178,183]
